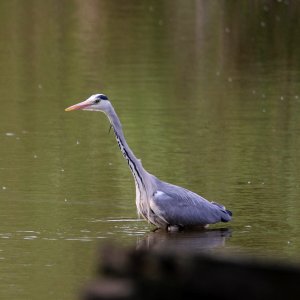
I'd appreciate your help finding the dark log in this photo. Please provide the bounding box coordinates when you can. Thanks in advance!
[82,245,300,300]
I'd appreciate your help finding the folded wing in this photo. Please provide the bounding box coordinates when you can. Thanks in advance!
[150,181,232,226]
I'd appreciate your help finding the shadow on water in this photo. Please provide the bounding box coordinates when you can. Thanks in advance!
[136,228,232,253]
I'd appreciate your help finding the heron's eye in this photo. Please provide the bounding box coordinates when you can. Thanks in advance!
[94,99,100,104]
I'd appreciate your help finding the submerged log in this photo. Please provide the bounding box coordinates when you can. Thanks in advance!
[82,243,300,300]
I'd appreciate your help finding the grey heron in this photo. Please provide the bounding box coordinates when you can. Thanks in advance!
[65,94,232,231]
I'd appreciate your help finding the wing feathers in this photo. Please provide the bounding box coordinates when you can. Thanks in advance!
[150,183,232,226]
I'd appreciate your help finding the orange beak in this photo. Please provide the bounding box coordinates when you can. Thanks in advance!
[65,101,91,111]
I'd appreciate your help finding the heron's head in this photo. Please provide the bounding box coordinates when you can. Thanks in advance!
[65,94,110,112]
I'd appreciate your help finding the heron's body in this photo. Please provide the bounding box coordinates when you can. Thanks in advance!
[65,94,232,230]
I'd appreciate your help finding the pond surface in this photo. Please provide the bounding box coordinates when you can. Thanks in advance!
[1,1,300,299]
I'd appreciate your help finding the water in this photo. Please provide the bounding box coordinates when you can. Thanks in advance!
[1,1,300,299]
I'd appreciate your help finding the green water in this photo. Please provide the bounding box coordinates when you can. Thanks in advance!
[1,1,300,299]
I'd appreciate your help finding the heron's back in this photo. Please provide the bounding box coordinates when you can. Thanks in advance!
[150,178,232,227]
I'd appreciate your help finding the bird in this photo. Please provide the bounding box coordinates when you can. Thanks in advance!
[65,94,232,231]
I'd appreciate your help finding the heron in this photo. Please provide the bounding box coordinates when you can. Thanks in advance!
[65,94,232,231]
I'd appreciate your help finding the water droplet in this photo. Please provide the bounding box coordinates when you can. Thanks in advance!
[64,198,67,202]
[76,140,80,145]
[33,154,38,159]
[2,186,6,190]
[248,181,251,184]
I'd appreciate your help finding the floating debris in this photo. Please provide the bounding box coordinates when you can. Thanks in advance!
[76,140,80,145]
[5,132,15,136]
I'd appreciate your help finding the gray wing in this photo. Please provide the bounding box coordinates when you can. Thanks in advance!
[150,180,232,226]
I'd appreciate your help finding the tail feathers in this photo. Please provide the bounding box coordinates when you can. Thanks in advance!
[221,209,232,222]
[226,209,233,217]
[211,201,233,222]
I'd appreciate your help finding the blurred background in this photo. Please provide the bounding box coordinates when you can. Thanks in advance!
[1,0,300,299]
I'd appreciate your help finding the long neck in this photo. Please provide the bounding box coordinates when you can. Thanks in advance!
[105,104,149,194]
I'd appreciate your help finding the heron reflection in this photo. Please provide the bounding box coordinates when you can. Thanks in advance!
[137,228,231,252]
